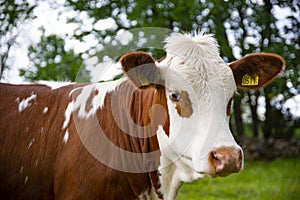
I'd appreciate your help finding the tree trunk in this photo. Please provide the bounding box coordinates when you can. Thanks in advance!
[247,92,259,138]
[261,0,273,140]
[233,96,244,138]
[211,2,246,140]
[263,88,272,139]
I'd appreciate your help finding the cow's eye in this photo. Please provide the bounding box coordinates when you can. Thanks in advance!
[169,91,181,102]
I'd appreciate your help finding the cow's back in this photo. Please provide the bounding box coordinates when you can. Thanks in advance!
[0,83,73,199]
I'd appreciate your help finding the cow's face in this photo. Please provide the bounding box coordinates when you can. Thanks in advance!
[156,33,243,180]
[120,32,285,181]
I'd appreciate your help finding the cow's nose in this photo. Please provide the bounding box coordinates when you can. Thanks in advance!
[209,146,243,176]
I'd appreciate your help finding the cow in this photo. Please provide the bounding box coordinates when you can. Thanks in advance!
[0,32,285,199]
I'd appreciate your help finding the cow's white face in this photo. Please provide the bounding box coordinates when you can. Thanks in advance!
[155,33,242,181]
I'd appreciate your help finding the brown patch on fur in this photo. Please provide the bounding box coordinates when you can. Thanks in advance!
[92,81,168,198]
[229,52,285,90]
[70,87,82,102]
[175,91,193,118]
[85,89,99,113]
[0,83,75,199]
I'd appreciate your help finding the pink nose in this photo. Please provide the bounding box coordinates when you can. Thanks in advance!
[209,146,243,177]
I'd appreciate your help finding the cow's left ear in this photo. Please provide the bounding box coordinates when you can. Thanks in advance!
[120,51,162,88]
[229,53,285,90]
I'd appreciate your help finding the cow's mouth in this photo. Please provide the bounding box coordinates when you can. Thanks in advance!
[179,153,241,179]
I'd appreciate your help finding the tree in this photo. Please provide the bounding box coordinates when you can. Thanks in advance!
[200,0,300,139]
[20,29,89,82]
[0,0,36,80]
[247,0,300,139]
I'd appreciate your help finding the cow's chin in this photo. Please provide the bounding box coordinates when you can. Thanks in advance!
[208,173,229,178]
[209,169,242,178]
[176,156,210,182]
[191,170,234,180]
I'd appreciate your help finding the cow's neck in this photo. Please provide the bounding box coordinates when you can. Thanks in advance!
[111,80,170,198]
[156,126,205,200]
[158,160,183,200]
[158,156,202,200]
[71,79,172,198]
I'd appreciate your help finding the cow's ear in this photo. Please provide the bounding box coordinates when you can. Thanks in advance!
[120,51,162,88]
[229,53,285,90]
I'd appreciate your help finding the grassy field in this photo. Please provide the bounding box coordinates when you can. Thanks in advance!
[177,158,300,200]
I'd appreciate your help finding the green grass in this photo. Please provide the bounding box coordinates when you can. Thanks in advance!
[177,158,300,200]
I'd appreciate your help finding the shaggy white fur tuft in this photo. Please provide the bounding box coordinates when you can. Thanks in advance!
[164,32,220,60]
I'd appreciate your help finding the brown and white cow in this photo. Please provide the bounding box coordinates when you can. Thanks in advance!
[0,32,284,199]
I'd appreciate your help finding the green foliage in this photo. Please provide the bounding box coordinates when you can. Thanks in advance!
[20,30,89,82]
[178,158,300,200]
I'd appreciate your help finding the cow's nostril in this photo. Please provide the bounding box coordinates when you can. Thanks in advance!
[211,152,221,164]
[211,151,224,172]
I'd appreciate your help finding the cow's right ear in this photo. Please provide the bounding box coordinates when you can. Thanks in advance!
[120,51,162,88]
[229,53,285,90]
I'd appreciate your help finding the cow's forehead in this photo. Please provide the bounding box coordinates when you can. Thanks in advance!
[159,32,236,101]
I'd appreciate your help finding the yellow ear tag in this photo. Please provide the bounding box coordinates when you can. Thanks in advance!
[242,73,259,86]
[138,74,150,87]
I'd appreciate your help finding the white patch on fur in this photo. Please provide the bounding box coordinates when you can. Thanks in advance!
[63,102,73,129]
[43,107,48,114]
[24,176,29,184]
[28,138,35,149]
[63,129,69,144]
[38,127,44,134]
[18,92,37,112]
[138,190,150,200]
[138,187,161,200]
[38,81,72,90]
[62,78,126,129]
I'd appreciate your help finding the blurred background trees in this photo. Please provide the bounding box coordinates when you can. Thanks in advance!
[0,0,36,79]
[0,0,299,156]
[20,28,88,82]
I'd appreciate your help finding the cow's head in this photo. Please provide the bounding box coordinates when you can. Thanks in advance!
[120,32,284,181]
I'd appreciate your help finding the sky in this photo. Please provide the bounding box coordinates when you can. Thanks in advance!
[1,0,300,117]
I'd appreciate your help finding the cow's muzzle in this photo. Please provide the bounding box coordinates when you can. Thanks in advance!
[209,146,243,177]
